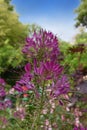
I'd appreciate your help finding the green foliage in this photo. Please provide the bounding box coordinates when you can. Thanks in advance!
[75,0,87,27]
[28,23,41,34]
[59,40,72,54]
[59,39,87,74]
[0,42,24,72]
[0,0,29,73]
[74,27,87,44]
[63,52,87,73]
[59,40,75,73]
[0,0,28,45]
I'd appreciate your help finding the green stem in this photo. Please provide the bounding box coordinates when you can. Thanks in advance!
[13,119,24,130]
[32,82,45,129]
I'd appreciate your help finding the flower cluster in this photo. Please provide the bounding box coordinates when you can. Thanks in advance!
[0,78,6,97]
[0,117,8,129]
[74,126,87,130]
[0,78,6,86]
[0,99,12,110]
[0,78,26,128]
[0,78,12,110]
[14,30,70,98]
[34,60,63,80]
[50,75,70,97]
[14,107,26,121]
[22,30,60,61]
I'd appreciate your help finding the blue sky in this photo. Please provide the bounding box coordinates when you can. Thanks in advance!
[11,0,80,42]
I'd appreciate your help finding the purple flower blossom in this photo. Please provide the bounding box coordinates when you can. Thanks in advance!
[22,30,60,61]
[0,117,8,128]
[0,99,12,110]
[73,126,78,130]
[14,76,34,92]
[0,78,6,97]
[14,68,33,92]
[14,108,26,120]
[50,75,70,97]
[14,30,69,100]
[0,102,4,110]
[0,87,6,97]
[13,68,40,98]
[34,60,63,80]
[4,99,12,108]
[59,100,64,106]
[73,126,87,130]
[24,63,31,73]
[0,78,5,86]
[14,83,23,92]
[43,61,63,79]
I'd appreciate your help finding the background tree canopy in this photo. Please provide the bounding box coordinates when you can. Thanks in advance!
[0,0,29,46]
[74,27,87,44]
[75,0,87,27]
[0,0,29,73]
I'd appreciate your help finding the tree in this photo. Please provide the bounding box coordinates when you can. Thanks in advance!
[59,38,87,74]
[0,0,29,46]
[59,40,71,54]
[4,0,14,11]
[0,0,29,73]
[74,26,87,44]
[75,0,87,27]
